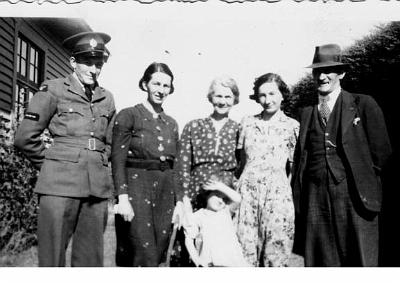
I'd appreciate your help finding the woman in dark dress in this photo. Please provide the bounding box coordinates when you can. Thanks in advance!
[111,62,181,267]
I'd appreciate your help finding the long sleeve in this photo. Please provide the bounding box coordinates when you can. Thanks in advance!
[104,101,116,159]
[14,81,58,169]
[360,96,392,173]
[175,122,193,198]
[111,108,134,195]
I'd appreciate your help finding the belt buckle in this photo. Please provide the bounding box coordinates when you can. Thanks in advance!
[88,138,96,151]
[159,156,167,171]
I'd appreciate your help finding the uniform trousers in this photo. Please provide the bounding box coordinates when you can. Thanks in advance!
[37,195,108,266]
[304,170,379,266]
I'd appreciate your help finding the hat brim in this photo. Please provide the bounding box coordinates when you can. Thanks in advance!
[73,50,106,58]
[306,62,349,69]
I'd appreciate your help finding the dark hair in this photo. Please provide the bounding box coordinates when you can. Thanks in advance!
[139,62,175,94]
[196,174,234,209]
[207,76,240,105]
[249,73,290,103]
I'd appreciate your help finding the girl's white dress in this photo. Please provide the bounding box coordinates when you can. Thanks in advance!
[184,207,249,267]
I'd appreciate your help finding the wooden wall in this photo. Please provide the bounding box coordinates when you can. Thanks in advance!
[0,17,73,116]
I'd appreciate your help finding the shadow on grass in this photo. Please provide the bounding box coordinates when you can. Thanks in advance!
[0,205,304,267]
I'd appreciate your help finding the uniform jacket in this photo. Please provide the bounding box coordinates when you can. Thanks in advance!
[14,74,116,198]
[292,90,392,213]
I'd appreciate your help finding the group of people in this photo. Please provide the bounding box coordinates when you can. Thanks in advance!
[14,31,392,267]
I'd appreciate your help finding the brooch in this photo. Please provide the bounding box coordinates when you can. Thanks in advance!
[353,117,360,126]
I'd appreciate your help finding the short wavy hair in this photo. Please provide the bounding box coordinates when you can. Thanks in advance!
[207,75,240,105]
[139,62,175,94]
[249,73,290,103]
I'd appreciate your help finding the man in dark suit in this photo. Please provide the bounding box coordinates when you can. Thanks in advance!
[292,44,392,266]
[14,32,115,266]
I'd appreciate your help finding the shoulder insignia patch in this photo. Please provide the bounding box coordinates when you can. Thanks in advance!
[25,112,40,121]
[39,85,48,92]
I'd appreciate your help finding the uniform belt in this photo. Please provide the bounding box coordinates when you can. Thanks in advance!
[53,137,106,151]
[126,157,174,171]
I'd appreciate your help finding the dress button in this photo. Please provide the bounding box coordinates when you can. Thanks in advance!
[90,103,94,107]
[325,133,329,136]
[92,118,96,122]
[90,132,94,136]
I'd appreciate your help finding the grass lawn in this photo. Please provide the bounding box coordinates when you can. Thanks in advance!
[0,206,304,267]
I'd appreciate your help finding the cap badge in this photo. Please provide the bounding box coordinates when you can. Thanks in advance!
[89,38,98,48]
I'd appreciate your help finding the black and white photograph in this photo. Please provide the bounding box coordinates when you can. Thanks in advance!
[0,0,399,283]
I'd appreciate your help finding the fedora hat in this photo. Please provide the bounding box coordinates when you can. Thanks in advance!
[63,31,111,58]
[307,44,348,69]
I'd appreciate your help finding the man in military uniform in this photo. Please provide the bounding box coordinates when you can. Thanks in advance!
[14,32,116,266]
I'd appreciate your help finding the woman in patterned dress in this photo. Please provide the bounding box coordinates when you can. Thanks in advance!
[111,62,182,266]
[176,76,240,208]
[171,76,240,266]
[235,73,299,267]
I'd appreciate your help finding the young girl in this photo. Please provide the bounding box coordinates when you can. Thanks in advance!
[183,178,249,267]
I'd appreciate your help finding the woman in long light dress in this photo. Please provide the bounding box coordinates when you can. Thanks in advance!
[235,73,299,267]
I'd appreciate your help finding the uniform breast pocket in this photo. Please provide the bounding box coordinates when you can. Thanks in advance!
[98,109,111,133]
[57,105,87,135]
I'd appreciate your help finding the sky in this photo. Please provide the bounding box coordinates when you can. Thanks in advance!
[2,1,400,131]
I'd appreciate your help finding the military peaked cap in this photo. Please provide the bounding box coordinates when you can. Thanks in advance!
[63,32,111,58]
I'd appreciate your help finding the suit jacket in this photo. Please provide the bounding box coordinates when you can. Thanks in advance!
[292,90,392,213]
[14,74,116,198]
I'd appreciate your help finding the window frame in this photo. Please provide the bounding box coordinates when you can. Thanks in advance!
[14,34,44,123]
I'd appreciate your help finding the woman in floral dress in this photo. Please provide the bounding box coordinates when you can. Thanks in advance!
[235,73,299,267]
[176,75,240,207]
[171,76,240,266]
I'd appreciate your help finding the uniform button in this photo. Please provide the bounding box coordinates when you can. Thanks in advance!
[325,133,329,136]
[90,132,94,136]
[90,103,94,107]
[92,118,96,122]
[160,156,166,161]
[68,108,73,112]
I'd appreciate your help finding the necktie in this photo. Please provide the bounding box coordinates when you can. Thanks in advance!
[319,100,331,125]
[84,85,92,101]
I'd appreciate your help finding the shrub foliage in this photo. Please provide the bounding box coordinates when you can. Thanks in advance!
[0,117,38,254]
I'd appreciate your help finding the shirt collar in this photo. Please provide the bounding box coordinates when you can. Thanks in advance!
[142,100,166,121]
[319,87,341,105]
